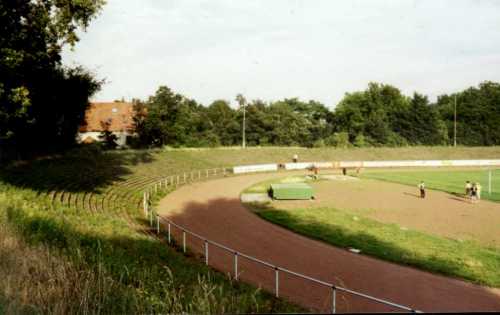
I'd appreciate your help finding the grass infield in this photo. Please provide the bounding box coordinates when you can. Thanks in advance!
[360,168,500,202]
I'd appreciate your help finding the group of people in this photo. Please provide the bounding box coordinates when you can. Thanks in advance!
[465,181,482,202]
[418,180,482,203]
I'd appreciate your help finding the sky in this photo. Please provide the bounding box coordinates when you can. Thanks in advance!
[62,0,500,108]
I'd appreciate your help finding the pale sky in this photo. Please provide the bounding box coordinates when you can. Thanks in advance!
[62,0,500,108]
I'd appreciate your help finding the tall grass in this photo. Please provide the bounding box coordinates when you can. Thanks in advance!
[0,185,300,314]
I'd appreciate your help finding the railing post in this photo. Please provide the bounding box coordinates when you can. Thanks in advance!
[182,231,186,253]
[143,191,147,216]
[176,175,180,185]
[156,215,160,234]
[206,169,209,178]
[198,170,201,180]
[183,173,186,183]
[168,223,171,243]
[234,252,238,280]
[204,240,209,265]
[332,286,336,314]
[275,267,279,298]
[223,168,226,176]
[149,209,153,226]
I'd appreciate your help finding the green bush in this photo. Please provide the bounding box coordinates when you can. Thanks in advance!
[353,134,367,147]
[312,139,325,148]
[325,132,351,148]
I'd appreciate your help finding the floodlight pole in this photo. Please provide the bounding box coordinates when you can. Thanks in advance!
[454,95,457,147]
[237,94,246,149]
[242,102,246,148]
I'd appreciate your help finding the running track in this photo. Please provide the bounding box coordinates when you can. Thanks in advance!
[157,172,500,313]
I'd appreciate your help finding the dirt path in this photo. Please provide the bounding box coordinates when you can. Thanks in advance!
[276,178,500,248]
[157,172,500,313]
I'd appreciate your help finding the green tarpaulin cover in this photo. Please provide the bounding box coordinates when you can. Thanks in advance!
[270,183,314,200]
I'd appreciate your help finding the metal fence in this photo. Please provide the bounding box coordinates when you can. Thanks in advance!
[142,167,422,314]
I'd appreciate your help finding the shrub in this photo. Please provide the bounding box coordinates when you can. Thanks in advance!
[325,132,351,148]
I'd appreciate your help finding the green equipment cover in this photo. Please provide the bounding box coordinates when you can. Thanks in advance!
[270,183,314,200]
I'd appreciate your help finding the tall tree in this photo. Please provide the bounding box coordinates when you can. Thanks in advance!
[394,93,448,145]
[206,100,239,145]
[334,83,409,145]
[132,86,212,147]
[0,0,105,158]
[435,81,500,146]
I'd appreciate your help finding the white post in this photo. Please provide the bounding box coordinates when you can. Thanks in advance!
[275,268,279,298]
[168,223,171,243]
[198,170,201,180]
[156,215,160,234]
[206,169,209,178]
[332,287,337,314]
[234,252,238,280]
[183,173,186,183]
[177,175,180,185]
[489,169,492,195]
[144,192,149,218]
[149,209,153,226]
[204,241,209,265]
[182,231,186,253]
[223,168,226,176]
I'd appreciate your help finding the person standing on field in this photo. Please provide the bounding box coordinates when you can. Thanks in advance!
[418,181,426,199]
[471,183,478,203]
[476,182,482,201]
[293,154,298,163]
[465,181,472,199]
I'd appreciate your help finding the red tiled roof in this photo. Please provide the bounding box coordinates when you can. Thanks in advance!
[79,102,134,132]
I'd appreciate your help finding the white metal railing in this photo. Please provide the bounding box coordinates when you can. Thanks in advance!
[140,166,422,314]
[149,212,420,313]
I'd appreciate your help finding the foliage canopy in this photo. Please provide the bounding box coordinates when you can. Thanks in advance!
[131,81,500,148]
[0,0,105,158]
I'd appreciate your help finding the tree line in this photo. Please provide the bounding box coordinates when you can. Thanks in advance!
[2,1,500,161]
[131,81,500,148]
